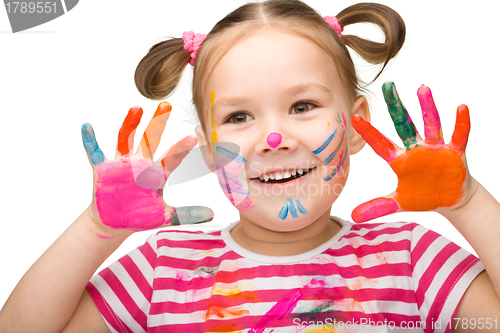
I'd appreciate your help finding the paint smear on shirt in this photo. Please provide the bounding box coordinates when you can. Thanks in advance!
[249,289,303,332]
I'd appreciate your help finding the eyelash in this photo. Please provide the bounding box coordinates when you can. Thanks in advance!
[224,101,317,124]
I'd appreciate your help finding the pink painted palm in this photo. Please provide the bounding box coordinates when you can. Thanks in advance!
[81,102,213,237]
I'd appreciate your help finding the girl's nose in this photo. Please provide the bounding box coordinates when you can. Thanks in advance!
[256,130,298,155]
[267,132,282,148]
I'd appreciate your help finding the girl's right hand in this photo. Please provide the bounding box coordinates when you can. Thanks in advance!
[81,102,214,239]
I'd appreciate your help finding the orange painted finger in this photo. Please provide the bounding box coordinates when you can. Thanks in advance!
[117,106,143,157]
[351,197,400,223]
[160,135,198,177]
[138,102,172,160]
[417,85,445,145]
[450,104,470,154]
[351,115,399,163]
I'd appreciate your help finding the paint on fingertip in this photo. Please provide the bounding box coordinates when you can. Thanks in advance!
[81,123,105,165]
[352,197,399,223]
[267,132,282,148]
[117,106,143,156]
[156,101,172,115]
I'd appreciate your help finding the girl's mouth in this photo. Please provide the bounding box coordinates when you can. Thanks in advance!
[255,167,316,184]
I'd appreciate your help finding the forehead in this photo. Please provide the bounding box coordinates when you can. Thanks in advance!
[204,27,344,113]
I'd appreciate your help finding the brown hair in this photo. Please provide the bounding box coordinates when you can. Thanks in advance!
[135,0,405,130]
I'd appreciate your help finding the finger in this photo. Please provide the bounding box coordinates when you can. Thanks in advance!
[450,104,470,154]
[137,102,172,160]
[382,82,420,149]
[116,106,143,158]
[351,197,400,223]
[351,115,399,163]
[159,135,198,177]
[417,85,445,145]
[166,206,214,226]
[81,123,105,166]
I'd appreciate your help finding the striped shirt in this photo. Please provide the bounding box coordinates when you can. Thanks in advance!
[87,217,484,333]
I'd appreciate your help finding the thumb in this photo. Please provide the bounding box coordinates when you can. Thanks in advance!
[163,206,214,227]
[351,195,400,223]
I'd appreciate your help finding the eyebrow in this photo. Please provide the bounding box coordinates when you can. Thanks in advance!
[211,83,332,114]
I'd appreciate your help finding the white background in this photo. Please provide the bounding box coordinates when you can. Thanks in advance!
[1,0,499,307]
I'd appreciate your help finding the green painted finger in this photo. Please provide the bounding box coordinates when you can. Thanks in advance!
[382,82,418,149]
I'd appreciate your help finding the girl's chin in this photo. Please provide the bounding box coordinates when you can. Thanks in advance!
[239,209,322,232]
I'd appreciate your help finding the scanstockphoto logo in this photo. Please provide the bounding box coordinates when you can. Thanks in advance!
[3,0,78,33]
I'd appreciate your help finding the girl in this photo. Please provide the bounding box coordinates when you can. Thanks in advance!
[1,1,499,332]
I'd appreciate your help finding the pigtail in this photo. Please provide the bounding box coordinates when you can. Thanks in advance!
[337,3,405,82]
[135,38,191,100]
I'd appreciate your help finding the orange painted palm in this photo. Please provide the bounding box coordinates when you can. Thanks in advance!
[351,82,473,223]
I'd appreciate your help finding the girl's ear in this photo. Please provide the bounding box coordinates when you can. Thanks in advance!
[349,95,370,155]
[194,125,215,172]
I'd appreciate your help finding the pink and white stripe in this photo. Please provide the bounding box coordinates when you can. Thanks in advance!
[87,219,484,333]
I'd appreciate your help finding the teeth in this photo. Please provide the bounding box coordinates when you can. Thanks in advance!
[257,168,315,182]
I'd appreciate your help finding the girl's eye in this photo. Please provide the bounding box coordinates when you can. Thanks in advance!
[291,101,315,114]
[226,113,254,124]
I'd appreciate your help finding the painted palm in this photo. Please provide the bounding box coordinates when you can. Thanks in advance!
[351,82,472,222]
[81,102,213,234]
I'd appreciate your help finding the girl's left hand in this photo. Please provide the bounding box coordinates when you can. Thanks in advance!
[350,82,478,223]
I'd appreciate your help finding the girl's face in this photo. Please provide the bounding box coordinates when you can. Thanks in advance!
[197,27,368,232]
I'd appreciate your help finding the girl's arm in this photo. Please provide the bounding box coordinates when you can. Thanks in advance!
[0,208,121,333]
[442,182,500,333]
[0,103,213,333]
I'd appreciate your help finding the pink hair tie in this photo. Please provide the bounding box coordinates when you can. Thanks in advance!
[323,16,343,38]
[182,31,207,65]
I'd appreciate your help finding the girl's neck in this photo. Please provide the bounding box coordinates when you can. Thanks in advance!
[230,210,341,256]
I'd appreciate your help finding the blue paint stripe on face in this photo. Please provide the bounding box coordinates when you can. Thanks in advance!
[216,179,249,195]
[312,129,337,155]
[215,145,247,163]
[295,200,308,214]
[323,131,345,165]
[279,203,289,220]
[324,151,347,181]
[81,123,105,165]
[287,198,298,218]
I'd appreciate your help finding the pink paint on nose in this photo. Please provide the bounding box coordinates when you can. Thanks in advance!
[267,132,282,148]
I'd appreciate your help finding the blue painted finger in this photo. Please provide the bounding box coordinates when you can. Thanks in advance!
[81,123,105,166]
